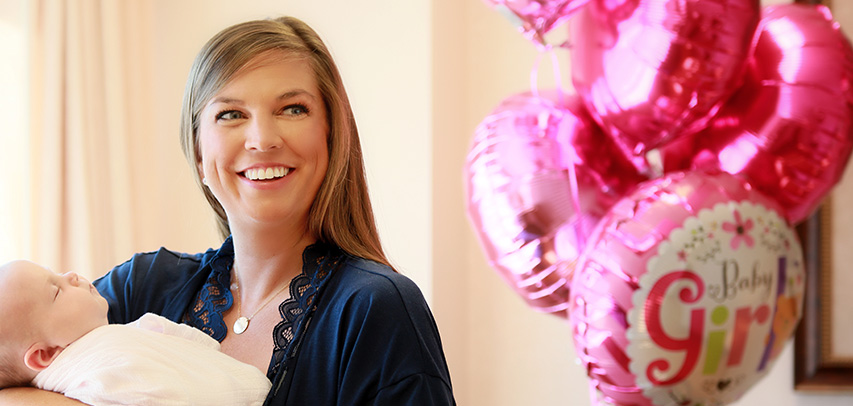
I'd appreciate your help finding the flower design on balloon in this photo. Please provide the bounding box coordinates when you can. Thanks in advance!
[721,210,754,250]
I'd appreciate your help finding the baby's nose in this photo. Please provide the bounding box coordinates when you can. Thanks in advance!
[62,272,81,286]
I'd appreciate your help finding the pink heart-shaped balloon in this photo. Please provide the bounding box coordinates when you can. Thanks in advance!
[571,0,760,159]
[661,4,853,224]
[483,0,590,45]
[465,91,647,318]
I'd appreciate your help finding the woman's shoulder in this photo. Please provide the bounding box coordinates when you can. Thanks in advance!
[105,240,229,285]
[113,246,215,274]
[300,255,454,402]
[335,256,424,301]
[321,255,439,331]
[99,247,209,294]
[95,243,225,324]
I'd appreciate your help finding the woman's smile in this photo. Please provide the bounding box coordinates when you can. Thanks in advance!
[237,164,296,191]
[241,166,292,181]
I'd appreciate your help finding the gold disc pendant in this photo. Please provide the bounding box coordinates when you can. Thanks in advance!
[233,316,249,335]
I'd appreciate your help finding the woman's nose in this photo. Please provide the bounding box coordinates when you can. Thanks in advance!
[244,116,284,151]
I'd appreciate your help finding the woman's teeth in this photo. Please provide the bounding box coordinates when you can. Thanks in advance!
[244,167,290,180]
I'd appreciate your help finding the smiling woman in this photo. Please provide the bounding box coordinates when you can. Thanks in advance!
[0,13,455,405]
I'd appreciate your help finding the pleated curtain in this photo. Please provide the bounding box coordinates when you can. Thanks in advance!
[28,0,153,279]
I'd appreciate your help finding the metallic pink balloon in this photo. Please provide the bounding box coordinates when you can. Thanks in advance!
[465,91,647,318]
[483,0,590,45]
[661,4,853,224]
[570,0,760,157]
[570,170,805,405]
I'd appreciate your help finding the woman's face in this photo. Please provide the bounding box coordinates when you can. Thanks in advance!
[197,51,329,233]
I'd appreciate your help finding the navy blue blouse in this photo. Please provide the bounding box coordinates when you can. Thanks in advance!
[94,238,455,405]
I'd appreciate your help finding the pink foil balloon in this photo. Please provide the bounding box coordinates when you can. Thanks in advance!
[570,170,805,406]
[483,0,590,45]
[465,91,647,318]
[570,0,760,158]
[661,4,853,224]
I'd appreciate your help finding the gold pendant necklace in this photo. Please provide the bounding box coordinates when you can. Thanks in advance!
[231,274,289,335]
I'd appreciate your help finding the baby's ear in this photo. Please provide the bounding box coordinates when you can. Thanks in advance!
[23,343,62,372]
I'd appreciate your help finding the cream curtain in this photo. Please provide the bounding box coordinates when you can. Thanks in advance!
[0,0,30,264]
[28,0,153,279]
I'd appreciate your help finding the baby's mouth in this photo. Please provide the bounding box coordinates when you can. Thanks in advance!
[242,166,291,181]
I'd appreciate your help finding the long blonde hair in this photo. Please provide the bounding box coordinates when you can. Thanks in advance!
[180,16,391,269]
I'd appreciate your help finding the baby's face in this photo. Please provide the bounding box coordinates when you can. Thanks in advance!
[0,261,108,347]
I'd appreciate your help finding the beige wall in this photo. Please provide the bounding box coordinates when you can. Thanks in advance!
[435,1,583,404]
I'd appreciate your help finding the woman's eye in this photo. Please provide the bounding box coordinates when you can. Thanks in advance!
[216,110,244,121]
[283,104,308,116]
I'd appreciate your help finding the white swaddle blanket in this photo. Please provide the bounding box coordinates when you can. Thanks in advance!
[33,313,271,406]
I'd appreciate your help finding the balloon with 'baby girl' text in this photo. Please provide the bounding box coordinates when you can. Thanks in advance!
[570,170,804,406]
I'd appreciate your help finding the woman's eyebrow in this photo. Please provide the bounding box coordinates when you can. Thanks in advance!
[208,90,315,106]
[277,90,314,100]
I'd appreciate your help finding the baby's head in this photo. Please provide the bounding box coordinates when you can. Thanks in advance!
[0,260,108,387]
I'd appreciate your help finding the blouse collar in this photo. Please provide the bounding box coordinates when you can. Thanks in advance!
[183,236,345,378]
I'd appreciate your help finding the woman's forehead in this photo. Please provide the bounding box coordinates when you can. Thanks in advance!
[207,51,317,102]
[235,50,310,80]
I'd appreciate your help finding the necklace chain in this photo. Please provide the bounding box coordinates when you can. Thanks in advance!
[231,270,289,335]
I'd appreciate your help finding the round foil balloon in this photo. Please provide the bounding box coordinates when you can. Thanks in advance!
[570,170,805,405]
[465,91,647,318]
[661,4,853,224]
[483,0,589,46]
[570,0,760,157]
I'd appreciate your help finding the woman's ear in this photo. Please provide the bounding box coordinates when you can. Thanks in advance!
[23,343,62,372]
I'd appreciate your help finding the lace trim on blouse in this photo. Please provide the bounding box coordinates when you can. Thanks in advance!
[181,248,233,341]
[269,245,343,378]
[182,240,344,379]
